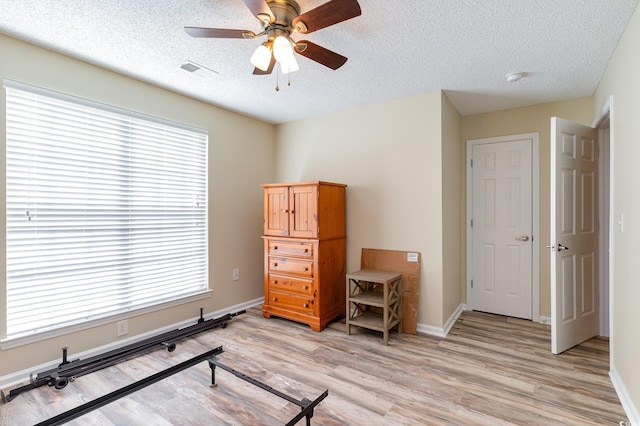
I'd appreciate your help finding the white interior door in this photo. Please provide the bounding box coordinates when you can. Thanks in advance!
[471,139,533,319]
[550,117,599,354]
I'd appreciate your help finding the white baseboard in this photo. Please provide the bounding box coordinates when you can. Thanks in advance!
[416,303,466,338]
[539,316,551,325]
[610,365,640,423]
[0,298,263,390]
[417,306,548,337]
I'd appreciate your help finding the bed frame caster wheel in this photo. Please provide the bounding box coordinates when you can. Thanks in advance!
[54,377,69,389]
[162,342,177,352]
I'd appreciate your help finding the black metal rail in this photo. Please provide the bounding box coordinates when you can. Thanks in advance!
[1,309,245,403]
[208,357,329,426]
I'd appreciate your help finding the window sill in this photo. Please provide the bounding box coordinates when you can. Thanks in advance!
[0,290,212,350]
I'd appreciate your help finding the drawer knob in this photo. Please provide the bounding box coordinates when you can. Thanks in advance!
[302,285,308,290]
[272,280,278,284]
[272,263,278,267]
[304,267,309,271]
[273,246,278,250]
[272,297,277,302]
[303,303,309,308]
[303,248,309,253]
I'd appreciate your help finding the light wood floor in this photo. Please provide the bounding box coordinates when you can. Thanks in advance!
[1,308,627,425]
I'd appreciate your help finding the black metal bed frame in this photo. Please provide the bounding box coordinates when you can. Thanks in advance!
[35,347,225,426]
[2,308,329,425]
[34,346,328,426]
[1,308,244,403]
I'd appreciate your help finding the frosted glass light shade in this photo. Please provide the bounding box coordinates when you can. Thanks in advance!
[273,36,299,74]
[250,44,272,71]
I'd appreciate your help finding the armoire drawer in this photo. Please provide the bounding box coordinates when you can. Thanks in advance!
[267,290,314,315]
[268,274,314,296]
[268,257,313,277]
[268,240,314,258]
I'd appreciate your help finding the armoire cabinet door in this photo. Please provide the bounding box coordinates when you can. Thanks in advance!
[289,185,318,238]
[264,186,289,236]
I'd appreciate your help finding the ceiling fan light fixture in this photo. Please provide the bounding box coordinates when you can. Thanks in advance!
[185,0,362,76]
[273,35,299,74]
[250,42,272,71]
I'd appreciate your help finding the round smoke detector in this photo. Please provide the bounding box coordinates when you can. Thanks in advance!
[505,72,525,83]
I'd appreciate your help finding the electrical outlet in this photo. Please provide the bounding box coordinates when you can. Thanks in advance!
[232,268,240,281]
[117,320,128,337]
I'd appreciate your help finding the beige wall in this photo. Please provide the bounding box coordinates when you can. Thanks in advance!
[594,3,640,415]
[275,91,450,327]
[0,34,275,376]
[441,93,463,323]
[460,97,594,317]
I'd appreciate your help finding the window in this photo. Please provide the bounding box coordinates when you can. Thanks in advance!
[4,80,208,341]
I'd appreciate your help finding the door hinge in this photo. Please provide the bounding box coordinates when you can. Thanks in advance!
[471,279,474,288]
[470,158,473,167]
[470,219,473,228]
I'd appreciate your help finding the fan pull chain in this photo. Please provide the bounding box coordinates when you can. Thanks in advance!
[274,65,293,91]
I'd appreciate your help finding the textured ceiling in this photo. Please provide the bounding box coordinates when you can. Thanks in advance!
[1,1,638,124]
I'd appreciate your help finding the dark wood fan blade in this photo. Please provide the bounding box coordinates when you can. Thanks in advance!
[293,0,361,34]
[253,54,276,75]
[241,0,275,22]
[295,40,347,70]
[184,27,255,38]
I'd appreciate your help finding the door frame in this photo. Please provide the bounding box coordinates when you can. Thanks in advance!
[466,133,540,322]
[592,96,614,339]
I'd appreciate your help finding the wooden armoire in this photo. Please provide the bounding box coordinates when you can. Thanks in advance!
[261,181,346,331]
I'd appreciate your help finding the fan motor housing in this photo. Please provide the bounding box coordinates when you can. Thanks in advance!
[266,0,301,28]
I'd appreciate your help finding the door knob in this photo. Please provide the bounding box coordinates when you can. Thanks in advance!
[547,244,569,251]
[515,236,530,241]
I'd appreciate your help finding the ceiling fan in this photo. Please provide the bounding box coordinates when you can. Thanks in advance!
[185,0,361,75]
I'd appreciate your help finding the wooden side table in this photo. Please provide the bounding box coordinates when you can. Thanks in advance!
[346,269,402,345]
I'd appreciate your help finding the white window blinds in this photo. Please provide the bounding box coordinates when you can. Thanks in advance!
[4,80,208,340]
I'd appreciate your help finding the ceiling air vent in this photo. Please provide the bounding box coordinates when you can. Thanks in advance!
[179,61,218,78]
